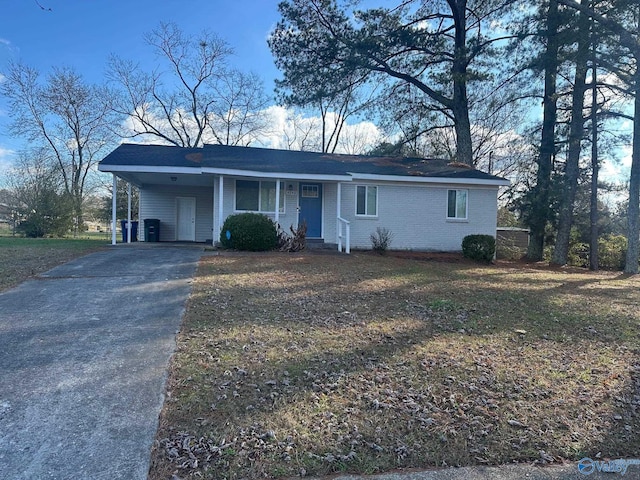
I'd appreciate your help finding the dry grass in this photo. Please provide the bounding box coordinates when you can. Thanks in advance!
[150,252,640,479]
[0,237,108,292]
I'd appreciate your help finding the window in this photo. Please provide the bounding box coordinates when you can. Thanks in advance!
[301,184,319,198]
[356,185,377,216]
[236,180,260,211]
[447,189,468,219]
[235,180,285,213]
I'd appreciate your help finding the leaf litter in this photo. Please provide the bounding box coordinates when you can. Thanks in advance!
[149,252,640,479]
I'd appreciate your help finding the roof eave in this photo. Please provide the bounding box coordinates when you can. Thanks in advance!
[98,164,202,175]
[348,172,510,186]
[98,164,509,186]
[200,167,352,181]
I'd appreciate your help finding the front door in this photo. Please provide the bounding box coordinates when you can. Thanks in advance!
[176,197,196,241]
[299,183,322,238]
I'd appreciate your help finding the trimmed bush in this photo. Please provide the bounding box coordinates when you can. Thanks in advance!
[219,213,277,251]
[462,234,496,262]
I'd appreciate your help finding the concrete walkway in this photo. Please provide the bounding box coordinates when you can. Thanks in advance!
[0,245,202,480]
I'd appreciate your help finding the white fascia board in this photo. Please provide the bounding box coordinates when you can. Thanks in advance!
[201,167,352,182]
[347,172,510,187]
[98,164,201,175]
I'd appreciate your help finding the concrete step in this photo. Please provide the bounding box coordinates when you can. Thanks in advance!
[306,239,338,250]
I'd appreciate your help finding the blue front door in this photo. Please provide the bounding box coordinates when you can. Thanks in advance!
[299,183,322,238]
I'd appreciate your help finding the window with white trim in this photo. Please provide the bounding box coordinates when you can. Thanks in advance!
[447,189,468,219]
[235,180,285,213]
[301,184,319,198]
[356,185,377,216]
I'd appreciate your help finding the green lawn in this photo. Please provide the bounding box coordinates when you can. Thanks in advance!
[149,252,640,480]
[0,236,109,291]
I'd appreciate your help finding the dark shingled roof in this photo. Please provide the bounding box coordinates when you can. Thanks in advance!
[100,143,507,182]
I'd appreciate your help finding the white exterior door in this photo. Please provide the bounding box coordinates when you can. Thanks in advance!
[176,197,196,241]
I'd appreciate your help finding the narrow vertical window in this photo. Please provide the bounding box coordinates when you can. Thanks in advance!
[261,181,276,212]
[447,189,468,219]
[356,185,377,216]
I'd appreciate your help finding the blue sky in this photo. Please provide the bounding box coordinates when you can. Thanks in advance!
[0,0,283,169]
[0,1,632,188]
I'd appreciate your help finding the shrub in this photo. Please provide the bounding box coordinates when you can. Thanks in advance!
[277,222,307,252]
[598,234,627,270]
[553,235,627,270]
[370,227,393,254]
[568,242,589,268]
[16,189,73,238]
[495,237,525,260]
[462,234,495,262]
[219,213,277,251]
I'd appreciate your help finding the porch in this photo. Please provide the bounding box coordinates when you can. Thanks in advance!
[109,172,351,254]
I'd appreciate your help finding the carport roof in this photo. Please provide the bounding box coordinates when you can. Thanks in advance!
[99,143,509,184]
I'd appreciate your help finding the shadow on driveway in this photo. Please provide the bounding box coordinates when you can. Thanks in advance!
[0,246,202,480]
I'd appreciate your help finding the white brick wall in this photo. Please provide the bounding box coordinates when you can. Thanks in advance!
[141,178,499,250]
[338,182,498,251]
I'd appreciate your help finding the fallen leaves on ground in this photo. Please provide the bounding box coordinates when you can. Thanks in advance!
[149,252,640,480]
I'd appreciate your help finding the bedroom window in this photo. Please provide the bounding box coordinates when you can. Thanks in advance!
[447,189,468,219]
[356,185,377,216]
[236,180,285,213]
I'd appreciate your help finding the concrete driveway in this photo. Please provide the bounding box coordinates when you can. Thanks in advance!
[0,245,202,480]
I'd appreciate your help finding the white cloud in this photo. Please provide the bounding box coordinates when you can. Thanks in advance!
[257,105,381,154]
[0,37,18,57]
[601,144,632,184]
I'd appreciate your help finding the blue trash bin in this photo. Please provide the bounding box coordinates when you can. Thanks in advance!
[120,220,139,242]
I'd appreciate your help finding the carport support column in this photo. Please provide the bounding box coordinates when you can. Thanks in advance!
[218,175,224,242]
[211,179,216,247]
[336,182,341,245]
[111,174,117,245]
[127,183,132,244]
[275,179,281,224]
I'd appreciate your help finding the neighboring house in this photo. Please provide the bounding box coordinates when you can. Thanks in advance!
[98,143,509,252]
[0,203,11,220]
[0,203,11,230]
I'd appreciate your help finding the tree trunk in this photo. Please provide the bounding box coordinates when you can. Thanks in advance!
[625,66,640,274]
[450,0,474,166]
[589,31,599,271]
[527,0,560,261]
[453,99,474,166]
[552,4,590,265]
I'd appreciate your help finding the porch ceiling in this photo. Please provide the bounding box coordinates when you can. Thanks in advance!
[114,171,215,188]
